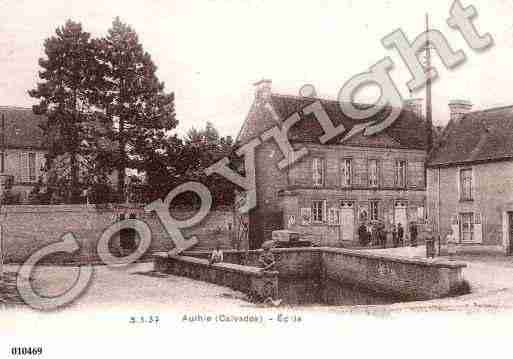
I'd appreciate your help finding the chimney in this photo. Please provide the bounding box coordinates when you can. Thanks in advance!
[253,79,272,102]
[449,100,472,123]
[404,98,423,119]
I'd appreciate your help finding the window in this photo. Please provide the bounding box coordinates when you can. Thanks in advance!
[368,159,379,187]
[460,168,473,200]
[370,200,379,220]
[312,200,326,223]
[28,153,36,182]
[459,212,474,242]
[396,160,407,188]
[341,158,352,187]
[312,158,324,187]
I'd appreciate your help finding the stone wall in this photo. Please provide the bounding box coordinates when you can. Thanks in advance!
[184,247,321,279]
[181,247,467,301]
[154,252,278,301]
[0,204,236,263]
[288,144,427,190]
[320,248,466,300]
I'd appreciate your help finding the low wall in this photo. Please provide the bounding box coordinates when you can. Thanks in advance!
[183,247,321,278]
[180,247,467,301]
[0,204,235,264]
[320,248,466,300]
[154,252,278,301]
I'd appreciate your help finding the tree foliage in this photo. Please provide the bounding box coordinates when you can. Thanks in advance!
[28,20,107,203]
[143,121,238,207]
[29,18,238,207]
[95,17,177,200]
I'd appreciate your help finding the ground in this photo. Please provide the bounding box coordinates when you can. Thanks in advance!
[1,262,249,313]
[2,246,513,315]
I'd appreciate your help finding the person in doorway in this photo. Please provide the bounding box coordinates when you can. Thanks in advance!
[209,243,224,265]
[392,224,398,247]
[410,222,418,247]
[258,243,276,271]
[397,223,404,247]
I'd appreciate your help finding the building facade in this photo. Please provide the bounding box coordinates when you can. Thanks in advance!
[427,101,513,254]
[236,80,429,248]
[0,107,47,202]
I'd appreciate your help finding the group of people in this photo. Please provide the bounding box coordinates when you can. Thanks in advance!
[357,221,418,248]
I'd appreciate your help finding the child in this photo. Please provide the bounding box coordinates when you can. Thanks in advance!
[209,244,224,265]
[258,244,276,271]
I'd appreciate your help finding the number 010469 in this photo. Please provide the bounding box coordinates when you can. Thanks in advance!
[11,347,43,356]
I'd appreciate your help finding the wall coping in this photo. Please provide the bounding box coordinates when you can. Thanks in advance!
[0,204,98,213]
[319,247,467,269]
[182,247,466,269]
[154,252,278,277]
[0,204,235,214]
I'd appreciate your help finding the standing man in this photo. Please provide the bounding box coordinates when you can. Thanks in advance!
[358,223,368,247]
[410,222,418,247]
[397,222,404,247]
[392,224,398,247]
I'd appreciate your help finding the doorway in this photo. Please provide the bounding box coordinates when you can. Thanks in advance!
[340,201,355,242]
[394,201,407,229]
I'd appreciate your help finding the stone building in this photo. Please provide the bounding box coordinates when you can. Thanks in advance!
[427,100,513,254]
[0,106,119,203]
[236,80,429,248]
[0,107,47,201]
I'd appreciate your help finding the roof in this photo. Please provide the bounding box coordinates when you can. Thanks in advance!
[236,93,429,150]
[0,106,47,150]
[428,105,513,167]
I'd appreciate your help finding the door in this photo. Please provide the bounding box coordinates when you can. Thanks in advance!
[340,201,355,241]
[394,201,407,229]
[459,212,474,242]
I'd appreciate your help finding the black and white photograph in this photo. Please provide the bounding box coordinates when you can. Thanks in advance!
[1,1,512,357]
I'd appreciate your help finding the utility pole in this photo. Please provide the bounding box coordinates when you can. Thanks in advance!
[1,113,5,173]
[425,13,433,155]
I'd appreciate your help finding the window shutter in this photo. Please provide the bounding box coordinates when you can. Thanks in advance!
[394,161,398,186]
[322,200,327,223]
[312,158,318,186]
[19,152,28,182]
[452,214,460,243]
[474,213,483,243]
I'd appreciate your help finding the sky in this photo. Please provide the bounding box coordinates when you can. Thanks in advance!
[0,0,512,137]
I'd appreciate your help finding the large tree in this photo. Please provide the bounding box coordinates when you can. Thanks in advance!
[29,20,105,203]
[96,17,177,201]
